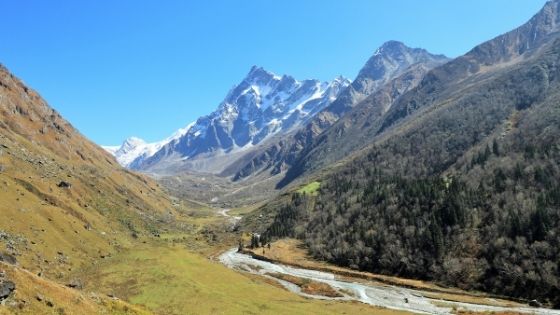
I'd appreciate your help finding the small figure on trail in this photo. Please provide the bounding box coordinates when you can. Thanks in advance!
[267,243,271,250]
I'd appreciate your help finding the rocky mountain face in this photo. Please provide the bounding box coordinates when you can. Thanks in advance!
[274,62,440,186]
[107,67,350,174]
[276,0,560,188]
[252,0,560,306]
[231,41,449,181]
[327,40,449,116]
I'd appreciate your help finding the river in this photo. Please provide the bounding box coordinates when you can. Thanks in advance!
[219,248,560,315]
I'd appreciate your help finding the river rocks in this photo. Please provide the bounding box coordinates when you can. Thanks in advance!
[529,299,543,307]
[0,252,17,265]
[0,280,15,301]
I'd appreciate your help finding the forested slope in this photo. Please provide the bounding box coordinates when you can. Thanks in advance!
[249,1,560,307]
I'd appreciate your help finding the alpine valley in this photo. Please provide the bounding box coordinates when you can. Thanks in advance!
[2,1,560,315]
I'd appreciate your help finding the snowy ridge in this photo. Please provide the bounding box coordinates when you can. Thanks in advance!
[108,66,350,171]
[154,67,351,161]
[103,122,193,168]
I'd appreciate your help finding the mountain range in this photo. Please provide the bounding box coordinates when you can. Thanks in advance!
[233,41,449,183]
[104,41,449,188]
[105,68,350,174]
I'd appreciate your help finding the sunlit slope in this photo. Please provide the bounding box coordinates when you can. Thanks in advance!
[0,261,150,315]
[0,63,180,289]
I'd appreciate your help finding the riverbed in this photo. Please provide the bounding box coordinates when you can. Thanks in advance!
[219,248,560,315]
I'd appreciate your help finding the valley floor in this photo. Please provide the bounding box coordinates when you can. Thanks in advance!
[2,202,558,315]
[53,206,406,315]
[79,241,407,315]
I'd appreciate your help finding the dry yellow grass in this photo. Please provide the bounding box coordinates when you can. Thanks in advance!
[0,67,185,280]
[0,63,193,314]
[0,262,149,315]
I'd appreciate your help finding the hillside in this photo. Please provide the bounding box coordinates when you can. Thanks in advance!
[247,0,560,308]
[0,63,187,313]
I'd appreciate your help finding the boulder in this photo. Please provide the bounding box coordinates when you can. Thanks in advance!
[0,252,17,265]
[0,280,15,301]
[57,181,71,188]
[529,299,542,307]
[66,279,83,290]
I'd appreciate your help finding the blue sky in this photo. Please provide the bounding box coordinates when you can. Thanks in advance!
[0,0,547,145]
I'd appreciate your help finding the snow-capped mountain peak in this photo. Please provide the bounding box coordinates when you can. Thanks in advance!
[121,137,146,150]
[103,123,193,168]
[113,66,350,172]
[103,136,156,168]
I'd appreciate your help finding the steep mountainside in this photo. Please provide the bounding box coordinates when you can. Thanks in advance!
[0,64,184,313]
[274,62,442,187]
[276,0,560,188]
[232,41,448,181]
[248,0,560,307]
[108,67,350,175]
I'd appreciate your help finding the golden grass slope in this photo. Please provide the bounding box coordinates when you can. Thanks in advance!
[0,64,185,313]
[0,262,149,315]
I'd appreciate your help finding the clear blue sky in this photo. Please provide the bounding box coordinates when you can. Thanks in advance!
[0,0,547,145]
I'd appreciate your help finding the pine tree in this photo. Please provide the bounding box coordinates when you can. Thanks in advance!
[492,139,500,156]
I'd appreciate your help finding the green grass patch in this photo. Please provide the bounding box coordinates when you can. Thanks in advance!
[228,203,265,216]
[297,181,321,195]
[82,243,406,315]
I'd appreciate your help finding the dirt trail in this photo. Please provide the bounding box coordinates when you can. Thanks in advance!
[217,208,242,228]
